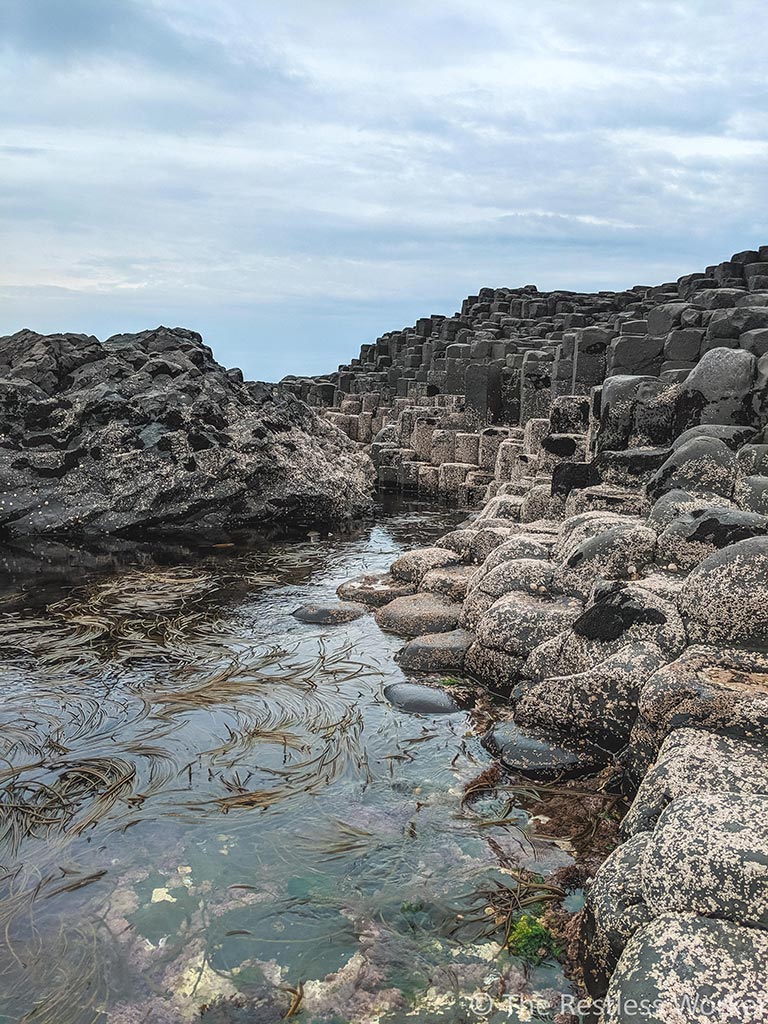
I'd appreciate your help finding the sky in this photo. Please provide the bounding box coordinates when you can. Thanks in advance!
[1,0,767,381]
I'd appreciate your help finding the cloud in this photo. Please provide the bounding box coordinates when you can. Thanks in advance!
[0,0,767,379]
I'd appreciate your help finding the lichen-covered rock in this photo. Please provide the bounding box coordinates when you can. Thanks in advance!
[396,629,473,673]
[374,592,461,637]
[623,729,768,837]
[461,557,556,629]
[647,488,732,531]
[390,546,460,584]
[0,328,373,536]
[600,913,768,1024]
[678,536,768,643]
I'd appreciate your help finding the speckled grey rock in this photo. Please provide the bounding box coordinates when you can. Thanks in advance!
[600,913,768,1024]
[418,564,477,601]
[514,640,667,749]
[647,489,732,531]
[646,437,737,503]
[461,558,556,631]
[383,682,461,715]
[634,645,768,766]
[396,629,473,673]
[464,641,524,692]
[337,573,415,608]
[623,729,768,837]
[434,528,478,561]
[374,592,462,637]
[389,546,460,584]
[292,601,366,624]
[581,833,653,997]
[672,346,758,433]
[642,792,768,928]
[678,536,768,643]
[554,523,658,599]
[656,506,768,571]
[671,423,756,451]
[475,591,582,658]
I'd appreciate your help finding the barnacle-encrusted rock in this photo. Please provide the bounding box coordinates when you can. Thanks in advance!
[601,913,768,1024]
[389,546,460,584]
[292,601,366,624]
[580,833,653,997]
[678,536,768,643]
[336,573,415,607]
[622,729,768,837]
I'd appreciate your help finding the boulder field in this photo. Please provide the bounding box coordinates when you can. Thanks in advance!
[297,243,768,1019]
[0,326,373,536]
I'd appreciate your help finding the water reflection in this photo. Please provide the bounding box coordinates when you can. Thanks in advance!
[0,498,576,1023]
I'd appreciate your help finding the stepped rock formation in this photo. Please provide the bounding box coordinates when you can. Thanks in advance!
[304,243,768,1016]
[0,327,373,537]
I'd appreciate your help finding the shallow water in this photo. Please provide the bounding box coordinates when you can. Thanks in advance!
[0,498,577,1024]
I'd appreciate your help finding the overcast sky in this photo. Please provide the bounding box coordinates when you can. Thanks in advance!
[1,1,767,380]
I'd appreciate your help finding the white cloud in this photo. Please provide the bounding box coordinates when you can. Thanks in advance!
[0,0,767,378]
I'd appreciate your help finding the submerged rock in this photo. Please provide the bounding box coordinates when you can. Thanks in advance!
[383,682,461,715]
[482,721,607,778]
[292,601,366,624]
[396,629,473,672]
[0,327,373,536]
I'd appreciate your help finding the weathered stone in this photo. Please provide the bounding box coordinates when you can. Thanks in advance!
[375,592,461,636]
[383,682,461,715]
[292,601,367,624]
[337,573,416,607]
[396,628,474,673]
[390,546,460,584]
[623,729,768,837]
[601,913,768,1024]
[483,721,607,779]
[678,536,768,643]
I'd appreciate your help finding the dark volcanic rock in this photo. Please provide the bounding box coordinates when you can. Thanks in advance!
[383,682,461,715]
[0,327,373,536]
[292,601,366,624]
[482,721,607,778]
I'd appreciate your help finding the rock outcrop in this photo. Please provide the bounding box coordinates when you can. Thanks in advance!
[0,327,373,536]
[298,241,768,1017]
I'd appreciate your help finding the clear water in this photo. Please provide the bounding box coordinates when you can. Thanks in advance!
[0,498,576,1024]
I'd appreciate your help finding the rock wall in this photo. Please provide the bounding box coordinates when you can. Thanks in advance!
[0,327,373,536]
[309,243,768,1016]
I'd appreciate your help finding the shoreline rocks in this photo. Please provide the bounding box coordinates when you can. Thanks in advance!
[0,327,373,537]
[318,241,768,1016]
